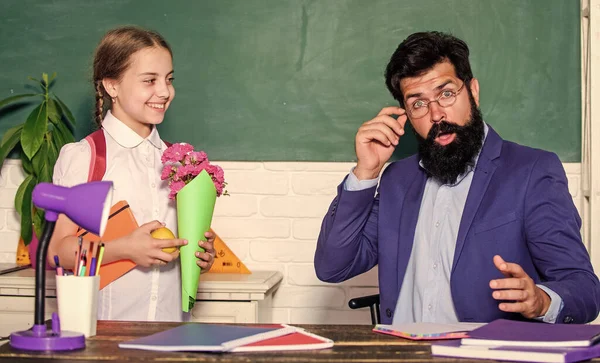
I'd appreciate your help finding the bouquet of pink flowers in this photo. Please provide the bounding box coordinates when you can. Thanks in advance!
[160,142,227,312]
[161,142,227,199]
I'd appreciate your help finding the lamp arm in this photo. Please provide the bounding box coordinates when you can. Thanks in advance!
[35,220,56,326]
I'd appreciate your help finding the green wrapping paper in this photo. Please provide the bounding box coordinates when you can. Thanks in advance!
[176,170,217,312]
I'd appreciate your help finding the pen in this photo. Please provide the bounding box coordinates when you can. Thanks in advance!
[79,255,87,277]
[96,242,105,276]
[78,248,87,276]
[89,257,97,277]
[87,242,95,276]
[74,236,82,274]
[54,255,62,276]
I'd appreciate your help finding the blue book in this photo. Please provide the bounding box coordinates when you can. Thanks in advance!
[432,340,600,363]
[118,323,296,352]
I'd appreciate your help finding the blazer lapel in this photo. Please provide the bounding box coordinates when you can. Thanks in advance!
[452,125,503,270]
[396,168,428,292]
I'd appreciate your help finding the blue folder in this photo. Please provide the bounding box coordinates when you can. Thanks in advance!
[118,323,296,352]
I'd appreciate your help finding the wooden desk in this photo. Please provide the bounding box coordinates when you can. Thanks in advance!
[0,269,282,337]
[0,321,498,362]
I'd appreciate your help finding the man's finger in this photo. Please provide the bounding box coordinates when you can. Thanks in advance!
[492,289,528,301]
[364,115,406,136]
[358,129,398,147]
[493,255,527,278]
[360,124,400,145]
[498,301,528,313]
[489,277,527,290]
[377,106,406,117]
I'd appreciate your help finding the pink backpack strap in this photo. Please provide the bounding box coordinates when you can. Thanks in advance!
[84,130,107,182]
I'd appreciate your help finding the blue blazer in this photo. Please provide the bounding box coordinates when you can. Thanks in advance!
[315,126,600,324]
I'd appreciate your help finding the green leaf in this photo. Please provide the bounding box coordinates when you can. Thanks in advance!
[20,151,33,174]
[0,128,22,177]
[48,72,57,83]
[40,160,52,184]
[27,76,40,83]
[21,103,47,159]
[1,124,23,146]
[31,142,47,179]
[47,136,59,171]
[33,143,53,184]
[18,176,36,244]
[51,123,66,148]
[0,94,40,109]
[47,98,61,124]
[54,95,75,125]
[14,174,34,216]
[42,73,48,87]
[32,208,43,243]
[55,119,74,144]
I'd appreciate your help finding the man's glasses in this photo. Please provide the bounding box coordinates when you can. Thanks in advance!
[406,82,465,119]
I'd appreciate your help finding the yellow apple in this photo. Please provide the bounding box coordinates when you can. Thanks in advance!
[151,227,178,253]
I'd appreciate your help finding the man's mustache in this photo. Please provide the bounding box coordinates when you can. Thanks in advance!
[427,121,463,141]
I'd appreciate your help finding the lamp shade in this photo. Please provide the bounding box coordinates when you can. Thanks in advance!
[32,181,113,236]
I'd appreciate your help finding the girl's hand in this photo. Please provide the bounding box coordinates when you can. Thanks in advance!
[127,220,188,267]
[197,230,216,273]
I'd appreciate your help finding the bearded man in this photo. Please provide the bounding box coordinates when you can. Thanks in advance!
[315,31,600,325]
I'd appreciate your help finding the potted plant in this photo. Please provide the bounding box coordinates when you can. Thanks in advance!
[0,73,76,267]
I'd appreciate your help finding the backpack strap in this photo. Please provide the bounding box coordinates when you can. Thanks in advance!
[85,130,107,182]
[85,129,172,183]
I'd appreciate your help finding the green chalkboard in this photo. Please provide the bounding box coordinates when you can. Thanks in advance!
[0,0,581,161]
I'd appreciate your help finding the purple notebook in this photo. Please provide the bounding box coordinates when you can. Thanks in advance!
[461,319,600,347]
[118,323,296,352]
[432,340,600,363]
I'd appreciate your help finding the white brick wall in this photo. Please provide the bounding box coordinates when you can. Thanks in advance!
[0,160,584,324]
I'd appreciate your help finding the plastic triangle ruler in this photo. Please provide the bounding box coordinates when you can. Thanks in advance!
[207,229,251,274]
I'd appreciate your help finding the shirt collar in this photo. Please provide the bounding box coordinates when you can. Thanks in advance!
[102,110,163,149]
[419,122,489,186]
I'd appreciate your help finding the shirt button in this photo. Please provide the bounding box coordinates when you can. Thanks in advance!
[435,221,440,227]
[428,304,432,310]
[151,295,157,301]
[433,263,437,269]
[386,308,392,318]
[151,183,156,188]
[563,316,573,323]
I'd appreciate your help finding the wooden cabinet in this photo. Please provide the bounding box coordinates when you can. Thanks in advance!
[0,269,282,337]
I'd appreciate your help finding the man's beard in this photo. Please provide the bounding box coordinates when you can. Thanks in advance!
[414,94,485,185]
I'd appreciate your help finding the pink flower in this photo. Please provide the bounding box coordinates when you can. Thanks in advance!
[168,180,186,199]
[161,142,194,163]
[160,165,176,180]
[161,143,228,199]
[183,151,208,165]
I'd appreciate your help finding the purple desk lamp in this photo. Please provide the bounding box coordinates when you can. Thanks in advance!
[9,181,113,351]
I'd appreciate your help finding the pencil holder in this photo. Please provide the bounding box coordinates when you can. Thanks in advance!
[55,275,100,337]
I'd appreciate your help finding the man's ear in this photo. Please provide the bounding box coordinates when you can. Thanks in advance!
[469,78,480,107]
[101,78,119,98]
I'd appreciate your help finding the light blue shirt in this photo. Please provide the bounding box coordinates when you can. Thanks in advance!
[344,123,563,323]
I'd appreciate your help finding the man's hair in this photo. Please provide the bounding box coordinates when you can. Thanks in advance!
[385,31,473,108]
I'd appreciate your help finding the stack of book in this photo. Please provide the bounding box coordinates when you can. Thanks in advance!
[431,319,600,363]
